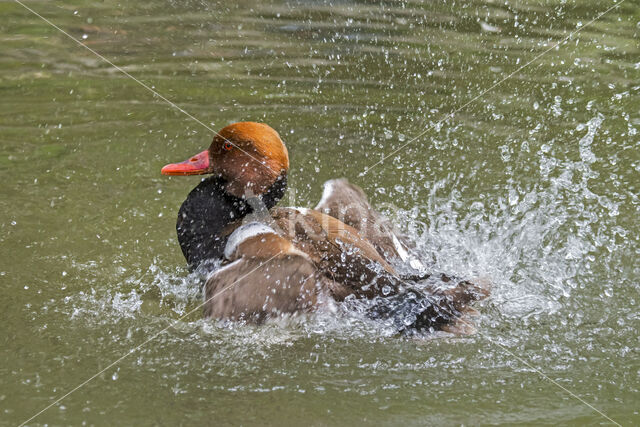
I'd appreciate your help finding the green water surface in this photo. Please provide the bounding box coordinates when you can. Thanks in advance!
[1,0,638,425]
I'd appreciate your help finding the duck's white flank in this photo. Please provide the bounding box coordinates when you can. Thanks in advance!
[392,233,425,270]
[391,234,409,261]
[224,222,276,259]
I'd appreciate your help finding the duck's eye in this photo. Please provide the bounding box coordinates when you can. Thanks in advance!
[223,141,233,151]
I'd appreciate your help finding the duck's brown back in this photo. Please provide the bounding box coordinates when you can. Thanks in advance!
[271,207,401,300]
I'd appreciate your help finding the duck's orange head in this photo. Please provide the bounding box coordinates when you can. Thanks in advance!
[161,122,289,197]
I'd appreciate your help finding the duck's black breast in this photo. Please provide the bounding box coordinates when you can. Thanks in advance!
[176,177,249,269]
[175,173,288,270]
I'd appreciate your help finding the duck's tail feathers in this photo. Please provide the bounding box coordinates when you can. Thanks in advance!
[368,274,490,335]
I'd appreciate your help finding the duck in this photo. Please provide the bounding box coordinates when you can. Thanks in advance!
[161,122,489,333]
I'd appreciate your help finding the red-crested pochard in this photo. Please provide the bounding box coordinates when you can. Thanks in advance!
[162,122,489,333]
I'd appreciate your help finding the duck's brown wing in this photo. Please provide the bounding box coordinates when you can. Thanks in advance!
[314,179,424,269]
[203,229,320,322]
[271,207,404,300]
[271,207,491,333]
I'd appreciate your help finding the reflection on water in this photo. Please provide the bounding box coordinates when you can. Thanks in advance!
[1,0,638,425]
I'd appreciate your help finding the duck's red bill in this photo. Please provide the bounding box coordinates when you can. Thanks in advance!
[161,150,211,176]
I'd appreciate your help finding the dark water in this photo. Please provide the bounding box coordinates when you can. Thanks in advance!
[1,0,638,425]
